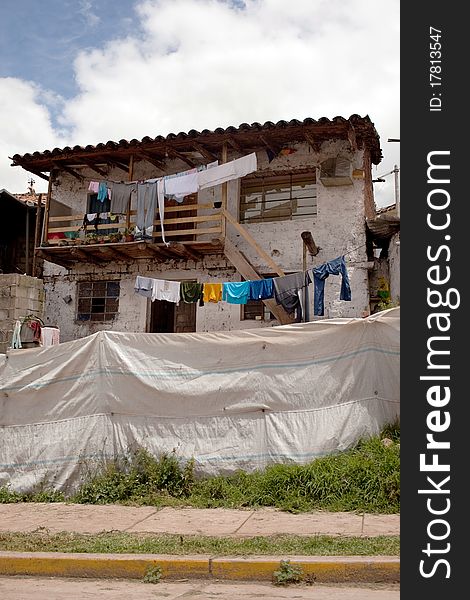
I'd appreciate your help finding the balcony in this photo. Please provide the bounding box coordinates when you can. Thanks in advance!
[36,200,226,268]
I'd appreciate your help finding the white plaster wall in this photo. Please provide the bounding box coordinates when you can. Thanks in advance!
[43,139,372,339]
[389,232,400,303]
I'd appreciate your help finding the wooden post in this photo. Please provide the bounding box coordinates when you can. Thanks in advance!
[127,154,134,230]
[221,142,228,239]
[42,171,53,245]
[32,196,42,276]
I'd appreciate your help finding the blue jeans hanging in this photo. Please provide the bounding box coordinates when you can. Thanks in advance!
[311,256,351,316]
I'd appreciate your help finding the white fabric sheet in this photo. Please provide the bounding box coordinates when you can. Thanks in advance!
[0,308,400,493]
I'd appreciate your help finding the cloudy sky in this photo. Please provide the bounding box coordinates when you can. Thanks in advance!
[0,0,399,206]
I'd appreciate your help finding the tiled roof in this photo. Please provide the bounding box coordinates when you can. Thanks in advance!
[10,115,382,170]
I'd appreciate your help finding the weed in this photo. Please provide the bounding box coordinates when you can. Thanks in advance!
[143,564,162,584]
[272,559,304,585]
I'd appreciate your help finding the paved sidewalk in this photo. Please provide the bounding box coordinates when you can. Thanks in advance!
[0,503,399,537]
[0,504,400,583]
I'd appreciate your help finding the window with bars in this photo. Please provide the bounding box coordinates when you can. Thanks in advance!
[240,172,317,224]
[77,280,120,322]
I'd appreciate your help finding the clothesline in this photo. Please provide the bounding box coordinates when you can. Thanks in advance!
[88,153,258,245]
[134,253,352,322]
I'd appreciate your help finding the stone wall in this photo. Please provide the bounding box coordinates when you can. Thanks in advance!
[43,139,374,341]
[0,274,45,353]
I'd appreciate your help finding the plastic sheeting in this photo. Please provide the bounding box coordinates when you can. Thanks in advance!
[0,308,400,493]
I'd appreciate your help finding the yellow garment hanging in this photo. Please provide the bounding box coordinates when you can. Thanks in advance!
[203,283,223,303]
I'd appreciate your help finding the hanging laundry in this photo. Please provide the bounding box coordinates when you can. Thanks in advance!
[88,181,100,194]
[248,278,274,300]
[222,281,251,304]
[134,276,157,301]
[153,279,181,304]
[27,319,42,341]
[11,320,22,349]
[109,182,136,214]
[273,272,307,323]
[97,181,109,202]
[40,327,60,346]
[136,181,158,239]
[164,171,199,203]
[203,283,223,303]
[308,256,351,317]
[198,153,257,190]
[180,282,204,305]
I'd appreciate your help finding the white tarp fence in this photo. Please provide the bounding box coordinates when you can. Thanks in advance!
[0,307,400,493]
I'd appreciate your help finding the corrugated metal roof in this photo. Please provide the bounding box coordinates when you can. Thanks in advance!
[10,114,382,168]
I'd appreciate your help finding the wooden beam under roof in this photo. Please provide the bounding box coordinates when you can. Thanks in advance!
[166,148,195,168]
[259,134,280,156]
[225,136,243,153]
[303,132,322,153]
[80,159,109,177]
[168,241,201,261]
[135,151,166,171]
[192,142,218,162]
[70,247,106,264]
[106,158,130,173]
[14,163,50,182]
[97,245,130,262]
[36,249,72,269]
[53,161,84,181]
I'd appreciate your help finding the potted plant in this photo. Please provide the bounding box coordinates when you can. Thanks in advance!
[85,233,98,245]
[109,232,123,243]
[123,227,135,242]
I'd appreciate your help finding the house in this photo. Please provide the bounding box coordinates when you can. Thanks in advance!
[0,187,46,353]
[10,115,383,342]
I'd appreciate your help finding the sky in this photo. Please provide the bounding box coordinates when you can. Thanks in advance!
[0,0,399,207]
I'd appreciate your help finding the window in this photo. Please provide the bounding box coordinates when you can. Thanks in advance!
[240,172,317,224]
[77,280,120,322]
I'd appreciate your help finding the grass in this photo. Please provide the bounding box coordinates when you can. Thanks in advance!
[0,423,400,514]
[0,530,400,556]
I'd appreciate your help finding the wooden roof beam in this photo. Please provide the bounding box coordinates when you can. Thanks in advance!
[225,136,243,153]
[80,159,109,177]
[70,247,106,264]
[135,152,166,172]
[13,162,50,182]
[192,142,218,162]
[168,241,201,261]
[303,132,322,153]
[36,249,72,269]
[98,245,130,262]
[53,161,84,182]
[259,134,280,156]
[106,158,130,173]
[166,148,195,168]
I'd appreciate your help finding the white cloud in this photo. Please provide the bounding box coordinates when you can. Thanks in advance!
[1,0,399,204]
[78,0,100,27]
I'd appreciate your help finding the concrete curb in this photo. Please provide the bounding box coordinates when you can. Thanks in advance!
[0,552,399,583]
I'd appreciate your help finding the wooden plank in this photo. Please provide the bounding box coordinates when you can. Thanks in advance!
[36,249,73,269]
[226,136,243,152]
[32,198,42,276]
[152,214,221,226]
[17,165,50,182]
[166,148,195,168]
[192,142,218,162]
[153,226,222,238]
[81,159,108,177]
[106,158,129,173]
[221,209,285,277]
[224,238,293,325]
[70,247,104,264]
[53,161,83,181]
[97,246,130,262]
[49,214,84,222]
[304,132,321,153]
[259,134,280,156]
[135,151,166,171]
[168,241,201,261]
[42,170,54,243]
[221,142,227,239]
[163,202,213,213]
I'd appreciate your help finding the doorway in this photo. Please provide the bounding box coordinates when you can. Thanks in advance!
[148,288,197,333]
